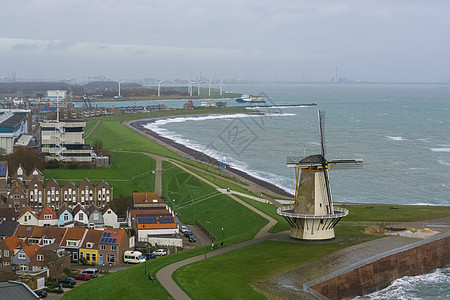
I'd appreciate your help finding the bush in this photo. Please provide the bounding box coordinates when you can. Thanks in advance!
[79,256,88,265]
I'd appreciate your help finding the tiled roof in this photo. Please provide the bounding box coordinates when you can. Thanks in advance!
[80,229,103,248]
[61,228,87,247]
[101,228,126,245]
[22,243,40,258]
[37,206,57,220]
[3,235,21,252]
[132,192,164,204]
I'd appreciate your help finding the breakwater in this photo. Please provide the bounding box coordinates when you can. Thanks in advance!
[305,231,450,299]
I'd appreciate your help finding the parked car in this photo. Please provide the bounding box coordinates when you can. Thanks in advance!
[34,289,47,298]
[145,252,157,260]
[58,277,76,285]
[83,268,99,278]
[183,229,192,237]
[153,249,167,256]
[74,272,92,281]
[180,225,189,233]
[189,234,196,242]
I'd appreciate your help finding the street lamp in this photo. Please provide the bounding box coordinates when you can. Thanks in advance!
[206,221,213,250]
[221,227,224,247]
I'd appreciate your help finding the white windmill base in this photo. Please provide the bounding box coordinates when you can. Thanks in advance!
[277,207,348,240]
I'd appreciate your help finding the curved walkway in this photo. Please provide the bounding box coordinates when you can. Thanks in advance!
[156,231,286,300]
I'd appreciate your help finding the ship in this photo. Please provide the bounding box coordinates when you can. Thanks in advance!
[235,94,266,103]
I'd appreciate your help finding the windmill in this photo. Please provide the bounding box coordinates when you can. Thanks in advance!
[157,80,164,97]
[277,110,363,240]
[116,80,125,98]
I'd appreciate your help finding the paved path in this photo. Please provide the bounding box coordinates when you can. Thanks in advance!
[156,231,286,300]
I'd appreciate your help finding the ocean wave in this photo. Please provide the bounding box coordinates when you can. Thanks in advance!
[386,136,407,141]
[356,267,450,299]
[432,148,450,153]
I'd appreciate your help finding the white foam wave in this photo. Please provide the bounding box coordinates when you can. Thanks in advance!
[438,160,450,165]
[357,267,450,299]
[386,136,407,141]
[432,148,450,153]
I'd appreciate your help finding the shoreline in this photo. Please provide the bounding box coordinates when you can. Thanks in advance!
[131,117,293,198]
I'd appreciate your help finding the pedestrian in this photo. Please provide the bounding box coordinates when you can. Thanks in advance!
[148,274,154,282]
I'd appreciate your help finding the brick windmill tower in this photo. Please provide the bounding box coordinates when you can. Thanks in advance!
[277,110,363,240]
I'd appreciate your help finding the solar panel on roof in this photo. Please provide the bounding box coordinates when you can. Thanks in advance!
[0,163,6,177]
[138,217,157,224]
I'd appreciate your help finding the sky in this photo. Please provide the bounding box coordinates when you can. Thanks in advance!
[1,0,450,83]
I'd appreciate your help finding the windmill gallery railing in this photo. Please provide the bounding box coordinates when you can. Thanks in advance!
[277,206,349,219]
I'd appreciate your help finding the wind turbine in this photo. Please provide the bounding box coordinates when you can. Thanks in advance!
[157,80,164,97]
[187,79,194,97]
[219,78,224,96]
[208,79,212,96]
[116,80,125,98]
[197,80,202,96]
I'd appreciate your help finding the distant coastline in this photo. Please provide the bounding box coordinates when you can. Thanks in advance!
[130,117,293,198]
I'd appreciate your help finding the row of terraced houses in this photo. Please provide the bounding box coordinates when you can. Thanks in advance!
[4,165,113,211]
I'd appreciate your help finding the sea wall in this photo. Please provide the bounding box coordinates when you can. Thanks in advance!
[310,233,450,300]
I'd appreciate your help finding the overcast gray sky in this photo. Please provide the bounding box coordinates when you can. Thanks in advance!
[1,0,449,82]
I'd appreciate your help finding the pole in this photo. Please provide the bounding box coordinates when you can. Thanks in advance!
[221,227,223,247]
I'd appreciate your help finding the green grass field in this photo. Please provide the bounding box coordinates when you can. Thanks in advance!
[44,152,156,197]
[161,161,268,245]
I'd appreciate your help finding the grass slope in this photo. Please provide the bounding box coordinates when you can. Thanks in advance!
[161,161,268,245]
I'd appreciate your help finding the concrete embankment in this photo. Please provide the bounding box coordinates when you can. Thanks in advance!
[309,231,450,300]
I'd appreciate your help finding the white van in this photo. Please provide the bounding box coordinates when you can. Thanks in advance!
[124,250,146,264]
[83,268,99,278]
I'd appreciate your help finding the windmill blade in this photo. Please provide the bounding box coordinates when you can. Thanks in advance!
[318,110,326,158]
[329,158,364,169]
[323,166,333,213]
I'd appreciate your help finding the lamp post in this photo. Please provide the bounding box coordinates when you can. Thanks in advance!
[206,221,213,250]
[221,227,224,247]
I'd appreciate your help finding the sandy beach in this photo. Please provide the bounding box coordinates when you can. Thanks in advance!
[131,118,293,199]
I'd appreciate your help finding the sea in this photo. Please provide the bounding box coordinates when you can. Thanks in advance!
[95,83,450,299]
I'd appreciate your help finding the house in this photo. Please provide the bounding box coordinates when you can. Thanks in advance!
[38,243,71,278]
[87,204,104,229]
[14,225,38,244]
[17,206,38,226]
[60,227,88,263]
[0,236,23,267]
[6,180,28,210]
[132,192,165,208]
[79,229,102,265]
[11,243,39,271]
[37,206,58,227]
[98,228,132,266]
[102,205,119,228]
[130,207,178,244]
[27,176,45,210]
[41,226,67,247]
[95,180,112,208]
[44,179,61,210]
[61,181,78,209]
[72,203,88,226]
[0,208,20,222]
[78,178,95,207]
[57,204,73,227]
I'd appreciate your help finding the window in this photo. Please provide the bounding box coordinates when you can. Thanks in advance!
[37,255,44,261]
[4,250,9,257]
[18,253,26,259]
[93,213,99,221]
[107,211,111,214]
[0,251,2,258]
[44,214,52,219]
[73,252,78,260]
[64,214,69,221]
[111,245,116,251]
[107,254,115,263]
[100,245,105,250]
[67,241,77,247]
[79,214,83,221]
[92,253,96,262]
[87,242,93,249]
[86,252,90,261]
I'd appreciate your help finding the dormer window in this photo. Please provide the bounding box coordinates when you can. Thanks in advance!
[87,242,94,249]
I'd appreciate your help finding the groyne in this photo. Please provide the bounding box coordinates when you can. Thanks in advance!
[305,230,450,300]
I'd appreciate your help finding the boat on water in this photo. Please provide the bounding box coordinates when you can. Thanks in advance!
[235,94,266,103]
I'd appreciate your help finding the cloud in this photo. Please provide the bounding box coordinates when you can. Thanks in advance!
[12,43,39,51]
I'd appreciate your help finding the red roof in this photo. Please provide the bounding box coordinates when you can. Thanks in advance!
[22,244,40,258]
[102,228,126,245]
[3,236,21,252]
[37,206,57,220]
